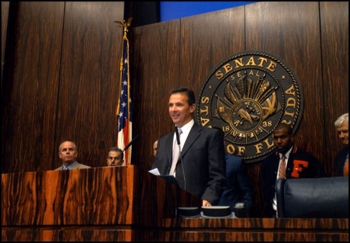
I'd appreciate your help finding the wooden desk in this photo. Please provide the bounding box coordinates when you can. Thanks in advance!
[1,166,349,241]
[1,166,135,226]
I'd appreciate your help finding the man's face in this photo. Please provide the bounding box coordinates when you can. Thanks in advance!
[168,93,195,128]
[153,140,158,157]
[273,127,293,154]
[337,121,349,146]
[58,142,78,164]
[107,151,124,166]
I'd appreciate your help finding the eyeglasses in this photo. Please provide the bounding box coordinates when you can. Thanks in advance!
[108,157,121,160]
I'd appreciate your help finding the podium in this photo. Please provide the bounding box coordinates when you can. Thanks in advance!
[2,166,349,241]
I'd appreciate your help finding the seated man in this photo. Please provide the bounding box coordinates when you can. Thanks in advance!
[55,141,91,170]
[334,113,348,176]
[259,124,325,218]
[106,147,124,166]
[218,154,254,216]
[153,140,158,157]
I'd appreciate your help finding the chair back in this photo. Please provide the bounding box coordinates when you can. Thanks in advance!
[276,177,349,218]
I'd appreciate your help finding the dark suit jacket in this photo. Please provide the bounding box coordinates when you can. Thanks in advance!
[218,154,254,210]
[151,122,226,205]
[335,146,349,176]
[259,146,325,217]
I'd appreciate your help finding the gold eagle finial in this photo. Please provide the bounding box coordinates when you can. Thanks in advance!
[114,17,133,34]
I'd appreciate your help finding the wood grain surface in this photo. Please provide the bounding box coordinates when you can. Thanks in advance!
[320,2,349,176]
[1,166,135,226]
[1,2,65,173]
[130,20,181,170]
[54,2,124,169]
[2,218,348,242]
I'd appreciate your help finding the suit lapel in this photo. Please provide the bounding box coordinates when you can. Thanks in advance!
[181,123,201,157]
[165,133,174,166]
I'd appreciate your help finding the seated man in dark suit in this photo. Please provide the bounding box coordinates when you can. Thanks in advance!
[259,124,325,218]
[55,141,91,170]
[218,154,254,216]
[151,87,226,206]
[334,113,348,176]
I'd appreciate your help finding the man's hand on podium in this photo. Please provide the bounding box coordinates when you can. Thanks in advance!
[202,200,212,207]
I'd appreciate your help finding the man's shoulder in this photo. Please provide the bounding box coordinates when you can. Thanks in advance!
[292,147,319,162]
[54,166,63,171]
[74,162,91,169]
[261,151,278,165]
[336,146,349,159]
[294,147,314,157]
[159,131,173,142]
[196,123,223,135]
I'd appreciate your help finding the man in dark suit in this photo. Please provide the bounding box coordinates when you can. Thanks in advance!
[218,154,254,216]
[151,87,226,206]
[334,113,349,177]
[259,124,324,218]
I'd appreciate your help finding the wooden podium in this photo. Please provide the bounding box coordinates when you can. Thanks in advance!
[2,166,349,242]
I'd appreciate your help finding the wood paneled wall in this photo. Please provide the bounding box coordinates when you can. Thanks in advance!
[130,2,348,216]
[1,2,124,172]
[1,1,348,217]
[1,1,10,89]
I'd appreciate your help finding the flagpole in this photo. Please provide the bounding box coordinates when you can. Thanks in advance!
[115,18,133,165]
[115,18,132,117]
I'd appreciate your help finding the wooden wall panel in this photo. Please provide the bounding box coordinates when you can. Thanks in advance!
[54,2,124,169]
[180,6,245,95]
[320,2,349,176]
[131,20,181,169]
[246,2,324,158]
[1,2,65,173]
[244,2,324,216]
[1,1,10,88]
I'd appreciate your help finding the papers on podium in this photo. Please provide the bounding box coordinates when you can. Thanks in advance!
[148,168,178,186]
[148,168,160,175]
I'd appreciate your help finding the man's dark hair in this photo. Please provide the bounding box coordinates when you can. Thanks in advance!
[108,147,124,160]
[274,123,293,135]
[170,87,195,106]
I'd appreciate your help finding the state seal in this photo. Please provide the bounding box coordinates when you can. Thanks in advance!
[196,51,303,163]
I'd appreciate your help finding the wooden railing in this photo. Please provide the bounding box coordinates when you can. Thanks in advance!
[1,166,348,242]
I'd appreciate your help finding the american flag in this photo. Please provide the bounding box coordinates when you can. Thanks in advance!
[116,32,132,165]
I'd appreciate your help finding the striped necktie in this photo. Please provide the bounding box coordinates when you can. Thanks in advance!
[343,157,349,177]
[278,154,287,179]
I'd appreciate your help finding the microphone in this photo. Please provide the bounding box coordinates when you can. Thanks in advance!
[175,127,181,145]
[175,127,186,191]
[123,134,140,152]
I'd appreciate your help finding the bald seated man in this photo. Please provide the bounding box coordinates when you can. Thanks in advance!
[55,141,91,170]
